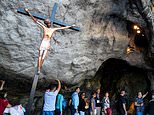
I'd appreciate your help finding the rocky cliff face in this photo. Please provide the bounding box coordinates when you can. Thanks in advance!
[0,0,149,85]
[1,0,154,114]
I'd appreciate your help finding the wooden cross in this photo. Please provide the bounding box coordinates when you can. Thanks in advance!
[17,3,80,31]
[26,73,39,115]
[17,2,80,115]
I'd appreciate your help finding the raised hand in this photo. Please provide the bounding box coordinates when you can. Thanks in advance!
[0,80,5,85]
[24,8,29,12]
[0,80,5,90]
[71,24,76,27]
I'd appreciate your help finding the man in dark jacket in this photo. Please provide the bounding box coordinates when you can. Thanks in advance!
[117,90,127,115]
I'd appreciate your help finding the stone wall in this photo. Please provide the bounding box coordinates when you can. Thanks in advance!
[1,0,154,114]
[0,0,148,86]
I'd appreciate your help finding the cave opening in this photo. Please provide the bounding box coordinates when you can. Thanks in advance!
[95,58,151,107]
[134,33,148,48]
[126,21,149,54]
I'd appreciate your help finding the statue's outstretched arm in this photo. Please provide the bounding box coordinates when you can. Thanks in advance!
[25,8,45,29]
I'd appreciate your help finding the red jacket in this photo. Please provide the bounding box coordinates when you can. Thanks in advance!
[0,98,9,115]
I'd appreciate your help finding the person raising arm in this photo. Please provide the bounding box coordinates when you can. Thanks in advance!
[0,80,5,91]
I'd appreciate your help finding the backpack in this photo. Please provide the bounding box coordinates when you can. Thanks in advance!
[128,102,135,114]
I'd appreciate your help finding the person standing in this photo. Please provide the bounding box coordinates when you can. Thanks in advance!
[117,90,127,115]
[90,91,97,115]
[42,79,61,115]
[0,90,11,115]
[71,87,80,115]
[102,92,112,115]
[146,92,154,115]
[96,88,101,115]
[56,92,64,115]
[78,92,86,115]
[135,91,148,115]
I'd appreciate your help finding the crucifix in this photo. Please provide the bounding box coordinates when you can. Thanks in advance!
[17,2,80,115]
[17,3,80,31]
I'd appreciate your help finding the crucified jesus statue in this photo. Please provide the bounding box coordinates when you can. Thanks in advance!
[25,9,76,74]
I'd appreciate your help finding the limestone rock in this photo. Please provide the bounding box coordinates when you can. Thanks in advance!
[0,0,153,87]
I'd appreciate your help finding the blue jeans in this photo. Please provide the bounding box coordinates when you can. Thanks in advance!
[71,107,76,115]
[42,111,54,115]
[136,112,143,115]
[79,111,85,115]
[118,112,126,115]
[56,109,61,115]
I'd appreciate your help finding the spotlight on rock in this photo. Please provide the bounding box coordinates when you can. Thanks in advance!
[137,30,141,34]
[133,25,139,30]
[126,45,135,54]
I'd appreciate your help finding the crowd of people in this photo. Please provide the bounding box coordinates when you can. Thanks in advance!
[41,80,112,115]
[0,80,154,115]
[40,80,153,115]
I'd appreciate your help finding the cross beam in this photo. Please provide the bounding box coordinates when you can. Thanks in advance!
[17,3,80,31]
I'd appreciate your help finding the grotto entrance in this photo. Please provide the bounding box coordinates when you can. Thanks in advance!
[95,58,150,111]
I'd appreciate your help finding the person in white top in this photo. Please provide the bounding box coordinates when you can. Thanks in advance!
[102,92,112,115]
[42,79,61,115]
